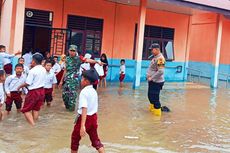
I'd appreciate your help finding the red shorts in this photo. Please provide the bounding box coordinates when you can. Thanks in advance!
[21,88,45,113]
[44,88,53,103]
[119,74,125,82]
[4,63,12,75]
[71,114,103,151]
[56,70,64,84]
[5,92,22,111]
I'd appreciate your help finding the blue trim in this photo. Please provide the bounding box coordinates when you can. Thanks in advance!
[188,61,230,87]
[107,58,185,82]
[188,61,213,78]
[133,60,142,89]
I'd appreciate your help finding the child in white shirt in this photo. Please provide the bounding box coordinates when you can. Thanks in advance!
[44,60,57,106]
[119,59,126,87]
[71,69,104,153]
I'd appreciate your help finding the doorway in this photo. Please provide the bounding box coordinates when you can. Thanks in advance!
[22,25,51,56]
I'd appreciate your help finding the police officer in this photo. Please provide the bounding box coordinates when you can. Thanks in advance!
[146,43,165,116]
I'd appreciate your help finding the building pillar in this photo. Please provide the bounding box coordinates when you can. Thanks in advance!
[183,16,192,81]
[132,0,147,89]
[0,0,25,54]
[210,15,223,88]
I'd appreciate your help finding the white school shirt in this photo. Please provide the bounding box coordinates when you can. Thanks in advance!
[77,85,98,115]
[51,63,61,74]
[23,65,30,76]
[79,63,90,76]
[94,63,104,77]
[22,52,32,67]
[60,62,66,69]
[44,71,57,89]
[0,55,3,69]
[26,65,46,90]
[0,83,4,104]
[4,74,26,93]
[0,52,14,65]
[120,65,126,74]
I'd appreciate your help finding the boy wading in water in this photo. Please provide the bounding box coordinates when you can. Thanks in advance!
[4,64,26,115]
[71,69,105,153]
[17,53,46,126]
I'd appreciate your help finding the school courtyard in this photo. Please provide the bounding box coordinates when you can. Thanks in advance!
[0,0,230,152]
[0,83,229,152]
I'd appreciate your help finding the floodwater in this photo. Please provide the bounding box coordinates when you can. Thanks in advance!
[0,82,229,153]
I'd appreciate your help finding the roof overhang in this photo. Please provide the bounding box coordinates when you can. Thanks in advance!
[107,0,230,16]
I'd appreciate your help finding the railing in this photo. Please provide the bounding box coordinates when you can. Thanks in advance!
[218,72,230,88]
[187,67,230,88]
[186,67,203,83]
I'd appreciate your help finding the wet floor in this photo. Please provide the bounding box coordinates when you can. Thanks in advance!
[0,82,229,153]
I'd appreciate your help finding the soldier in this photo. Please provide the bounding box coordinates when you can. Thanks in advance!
[59,45,103,111]
[147,43,165,116]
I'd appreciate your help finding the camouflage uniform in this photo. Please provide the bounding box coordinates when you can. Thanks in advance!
[62,56,82,111]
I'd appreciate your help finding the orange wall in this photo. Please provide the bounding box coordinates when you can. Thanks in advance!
[25,0,189,61]
[189,13,218,63]
[26,0,116,58]
[146,9,189,62]
[220,17,230,64]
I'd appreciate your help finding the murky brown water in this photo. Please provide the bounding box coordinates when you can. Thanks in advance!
[0,83,229,153]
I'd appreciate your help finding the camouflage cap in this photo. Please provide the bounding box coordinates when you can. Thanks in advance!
[69,45,78,51]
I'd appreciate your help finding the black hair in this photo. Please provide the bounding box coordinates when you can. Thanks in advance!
[100,53,108,65]
[53,56,58,59]
[15,63,24,69]
[45,51,51,57]
[18,57,24,62]
[120,59,125,63]
[32,53,44,64]
[82,69,99,84]
[44,59,53,66]
[0,45,6,50]
[0,69,5,76]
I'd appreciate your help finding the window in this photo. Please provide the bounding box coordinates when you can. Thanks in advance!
[134,24,175,61]
[67,15,103,57]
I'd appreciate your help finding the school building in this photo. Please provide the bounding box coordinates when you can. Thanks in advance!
[0,0,230,88]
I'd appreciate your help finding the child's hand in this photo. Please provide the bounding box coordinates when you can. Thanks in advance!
[17,87,21,91]
[98,61,105,66]
[58,81,63,89]
[80,126,86,138]
[6,93,11,97]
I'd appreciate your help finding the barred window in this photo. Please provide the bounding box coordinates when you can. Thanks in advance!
[67,15,103,57]
[134,24,175,61]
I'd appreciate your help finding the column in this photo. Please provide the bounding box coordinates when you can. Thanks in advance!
[183,16,192,81]
[132,0,147,89]
[210,15,223,88]
[0,0,25,53]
